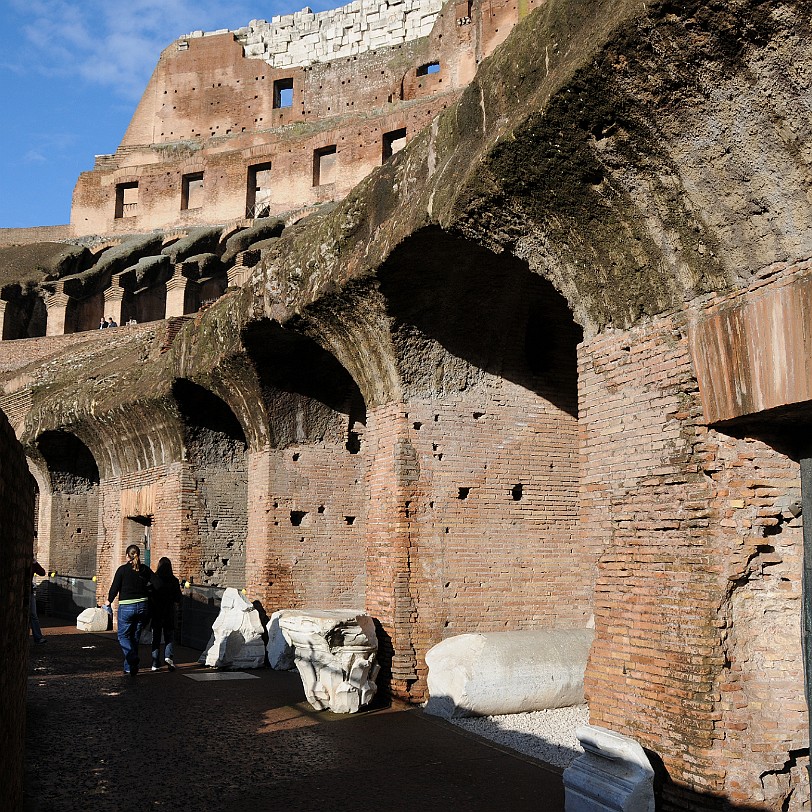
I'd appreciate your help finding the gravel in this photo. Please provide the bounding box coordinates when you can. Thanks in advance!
[449,704,590,769]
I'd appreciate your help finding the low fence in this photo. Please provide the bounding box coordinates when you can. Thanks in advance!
[178,585,224,650]
[36,575,223,652]
[36,575,97,620]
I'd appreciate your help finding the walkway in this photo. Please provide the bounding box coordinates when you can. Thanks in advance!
[24,618,565,812]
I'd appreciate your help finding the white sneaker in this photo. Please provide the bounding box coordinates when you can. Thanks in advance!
[166,658,175,671]
[151,665,159,671]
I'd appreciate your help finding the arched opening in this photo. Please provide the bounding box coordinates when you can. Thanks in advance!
[34,430,100,617]
[375,226,586,678]
[242,318,368,609]
[173,379,248,587]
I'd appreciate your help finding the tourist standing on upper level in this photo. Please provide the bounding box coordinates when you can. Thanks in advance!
[107,316,118,328]
[150,557,182,671]
[99,317,108,329]
[105,544,157,676]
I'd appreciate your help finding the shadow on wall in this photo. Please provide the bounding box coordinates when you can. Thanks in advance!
[377,226,583,418]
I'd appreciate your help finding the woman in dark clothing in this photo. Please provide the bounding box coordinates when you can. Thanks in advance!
[105,544,155,676]
[151,557,182,671]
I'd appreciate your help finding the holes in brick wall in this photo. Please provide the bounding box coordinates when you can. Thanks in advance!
[345,516,356,526]
[413,421,422,430]
[458,487,470,499]
[434,414,440,421]
[292,452,300,461]
[512,483,523,501]
[222,558,229,567]
[212,519,219,529]
[290,510,308,526]
[444,527,450,534]
[346,431,361,454]
[473,412,484,420]
[317,505,325,514]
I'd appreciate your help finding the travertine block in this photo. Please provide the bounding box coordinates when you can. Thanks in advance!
[278,609,379,713]
[198,587,266,669]
[424,629,594,718]
[564,726,654,812]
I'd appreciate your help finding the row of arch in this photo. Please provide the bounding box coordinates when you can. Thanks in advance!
[24,227,587,694]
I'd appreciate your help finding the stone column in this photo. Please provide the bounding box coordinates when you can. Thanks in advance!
[165,265,189,318]
[103,277,125,326]
[0,300,7,340]
[44,286,70,336]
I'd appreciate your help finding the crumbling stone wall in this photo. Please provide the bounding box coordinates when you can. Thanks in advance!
[236,0,443,66]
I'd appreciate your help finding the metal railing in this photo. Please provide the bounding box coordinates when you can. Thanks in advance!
[178,584,225,650]
[37,574,98,620]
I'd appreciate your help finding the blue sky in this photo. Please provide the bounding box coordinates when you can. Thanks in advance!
[0,0,334,229]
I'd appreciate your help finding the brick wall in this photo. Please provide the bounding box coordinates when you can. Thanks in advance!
[246,442,367,611]
[580,314,808,809]
[0,408,35,812]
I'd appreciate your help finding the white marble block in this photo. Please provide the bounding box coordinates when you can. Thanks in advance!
[198,587,266,669]
[563,725,655,812]
[76,606,109,632]
[424,628,594,718]
[266,610,296,670]
[278,609,379,713]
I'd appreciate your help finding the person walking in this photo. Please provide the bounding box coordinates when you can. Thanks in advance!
[30,560,47,643]
[105,544,156,676]
[150,557,182,671]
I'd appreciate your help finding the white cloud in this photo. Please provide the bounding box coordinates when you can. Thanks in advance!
[7,0,273,100]
[24,149,47,163]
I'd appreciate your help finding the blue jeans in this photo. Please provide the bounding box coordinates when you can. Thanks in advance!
[151,621,175,666]
[117,601,150,674]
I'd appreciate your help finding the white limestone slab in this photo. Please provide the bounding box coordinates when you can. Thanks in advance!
[424,628,595,718]
[564,725,655,812]
[76,606,109,632]
[198,587,266,669]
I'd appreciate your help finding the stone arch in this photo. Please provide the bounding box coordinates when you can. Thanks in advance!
[33,430,100,581]
[367,225,587,696]
[240,318,368,610]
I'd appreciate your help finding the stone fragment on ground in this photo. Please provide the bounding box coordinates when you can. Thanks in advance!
[278,608,379,713]
[198,587,266,669]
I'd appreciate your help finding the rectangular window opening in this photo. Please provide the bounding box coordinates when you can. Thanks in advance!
[246,162,272,218]
[115,182,138,219]
[313,145,337,186]
[382,127,407,162]
[417,62,441,76]
[181,172,204,211]
[273,78,294,109]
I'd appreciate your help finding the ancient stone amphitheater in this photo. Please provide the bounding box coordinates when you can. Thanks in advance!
[2,0,811,809]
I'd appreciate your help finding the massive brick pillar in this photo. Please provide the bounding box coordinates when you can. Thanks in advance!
[365,403,419,697]
[0,408,35,812]
[0,299,7,340]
